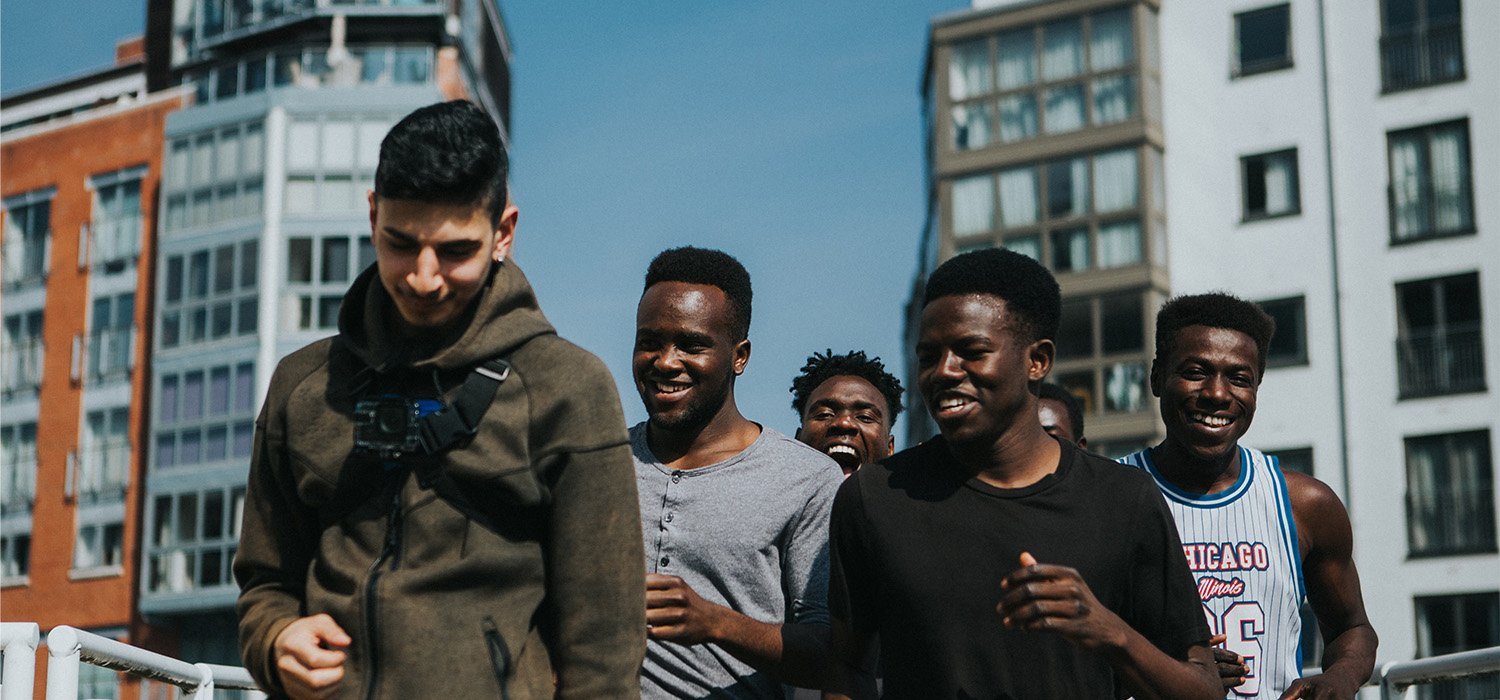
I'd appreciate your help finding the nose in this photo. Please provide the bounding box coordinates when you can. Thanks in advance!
[1201,373,1232,404]
[651,346,685,374]
[405,247,442,296]
[931,350,964,385]
[830,412,859,434]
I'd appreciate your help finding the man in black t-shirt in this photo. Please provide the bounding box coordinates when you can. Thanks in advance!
[828,249,1218,699]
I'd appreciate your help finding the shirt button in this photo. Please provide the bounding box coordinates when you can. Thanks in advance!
[665,513,674,522]
[671,473,682,483]
[660,556,670,567]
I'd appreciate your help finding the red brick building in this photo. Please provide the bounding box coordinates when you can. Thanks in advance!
[1,37,187,698]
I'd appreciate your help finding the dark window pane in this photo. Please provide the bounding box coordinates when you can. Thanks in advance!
[240,240,258,288]
[1384,0,1418,29]
[1245,156,1268,213]
[1261,297,1307,366]
[237,298,257,335]
[321,238,350,282]
[1269,447,1314,476]
[188,251,209,299]
[318,295,342,330]
[1237,5,1291,73]
[244,57,267,93]
[1057,299,1093,360]
[1100,293,1144,354]
[166,256,184,303]
[287,238,312,282]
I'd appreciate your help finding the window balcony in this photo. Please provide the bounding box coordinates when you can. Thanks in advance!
[1407,484,1497,557]
[88,216,142,268]
[0,338,44,395]
[87,327,136,384]
[73,443,131,504]
[1,459,37,515]
[1397,324,1486,399]
[1381,20,1464,93]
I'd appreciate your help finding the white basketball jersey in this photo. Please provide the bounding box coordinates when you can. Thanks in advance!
[1119,446,1305,699]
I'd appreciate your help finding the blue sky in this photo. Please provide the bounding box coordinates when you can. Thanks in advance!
[3,1,966,439]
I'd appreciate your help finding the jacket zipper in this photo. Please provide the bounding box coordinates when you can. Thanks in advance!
[483,616,513,700]
[362,477,405,700]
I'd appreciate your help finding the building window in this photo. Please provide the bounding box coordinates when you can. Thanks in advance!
[1,422,38,515]
[283,115,395,215]
[89,169,144,269]
[89,293,135,384]
[1405,430,1495,557]
[1259,296,1308,367]
[1269,446,1314,476]
[1414,592,1500,699]
[79,408,130,504]
[1052,290,1158,417]
[1,310,44,396]
[1396,272,1485,399]
[945,7,1137,151]
[2,191,53,288]
[72,521,125,573]
[160,240,258,350]
[1241,149,1300,220]
[163,121,263,232]
[1381,0,1464,92]
[147,486,245,594]
[952,147,1154,275]
[0,532,29,583]
[1389,119,1473,243]
[154,361,256,471]
[1234,4,1293,76]
[283,234,374,331]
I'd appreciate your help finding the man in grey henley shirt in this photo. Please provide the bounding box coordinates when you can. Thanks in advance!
[629,247,843,698]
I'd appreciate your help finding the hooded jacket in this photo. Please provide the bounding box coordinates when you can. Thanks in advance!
[234,261,646,699]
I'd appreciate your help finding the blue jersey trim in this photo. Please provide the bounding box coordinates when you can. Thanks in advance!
[1133,446,1255,509]
[1267,452,1307,603]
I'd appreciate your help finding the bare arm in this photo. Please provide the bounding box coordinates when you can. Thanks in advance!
[1278,473,1377,699]
[645,573,833,688]
[997,553,1221,700]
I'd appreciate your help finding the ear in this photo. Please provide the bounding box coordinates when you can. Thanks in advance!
[367,190,379,237]
[1149,359,1164,397]
[886,434,896,454]
[1025,338,1054,382]
[492,203,519,262]
[732,338,751,376]
[1078,437,1088,449]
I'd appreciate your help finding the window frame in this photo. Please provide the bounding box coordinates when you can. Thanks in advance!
[1240,148,1302,221]
[1386,118,1475,245]
[1259,295,1309,368]
[1394,271,1486,399]
[1232,4,1294,78]
[1403,429,1496,558]
[1379,0,1466,93]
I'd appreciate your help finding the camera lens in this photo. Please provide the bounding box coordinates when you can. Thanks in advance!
[376,403,408,435]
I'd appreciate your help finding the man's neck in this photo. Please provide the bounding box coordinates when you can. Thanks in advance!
[647,400,761,471]
[1149,440,1242,495]
[950,422,1062,490]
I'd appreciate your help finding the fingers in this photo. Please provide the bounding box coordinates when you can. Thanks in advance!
[996,580,1083,613]
[1001,562,1082,589]
[646,587,689,610]
[1019,551,1038,568]
[1208,633,1227,646]
[646,606,686,627]
[998,597,1092,630]
[646,573,684,589]
[276,652,344,700]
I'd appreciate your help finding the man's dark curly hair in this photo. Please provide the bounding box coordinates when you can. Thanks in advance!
[1038,382,1085,440]
[375,100,508,226]
[790,350,905,420]
[923,248,1060,343]
[1154,292,1276,376]
[643,246,753,340]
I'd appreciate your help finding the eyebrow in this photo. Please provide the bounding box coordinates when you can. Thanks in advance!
[382,226,416,243]
[812,398,883,413]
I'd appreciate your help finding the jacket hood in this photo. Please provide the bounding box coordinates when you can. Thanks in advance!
[337,260,556,371]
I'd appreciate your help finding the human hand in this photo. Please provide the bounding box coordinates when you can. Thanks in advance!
[1208,633,1248,690]
[273,613,351,700]
[1279,672,1360,699]
[646,573,726,646]
[996,552,1128,652]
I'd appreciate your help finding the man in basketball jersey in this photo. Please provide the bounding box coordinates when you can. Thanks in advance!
[1120,293,1377,699]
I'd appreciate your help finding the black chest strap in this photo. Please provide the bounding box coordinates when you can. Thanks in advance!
[416,358,511,456]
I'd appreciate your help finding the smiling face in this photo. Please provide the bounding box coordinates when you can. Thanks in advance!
[370,194,516,335]
[633,281,749,434]
[1152,324,1261,464]
[797,374,894,475]
[916,293,1053,456]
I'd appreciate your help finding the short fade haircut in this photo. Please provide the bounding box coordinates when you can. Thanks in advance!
[643,247,753,340]
[790,349,905,420]
[922,248,1061,343]
[1038,382,1085,440]
[1154,292,1276,376]
[375,100,508,226]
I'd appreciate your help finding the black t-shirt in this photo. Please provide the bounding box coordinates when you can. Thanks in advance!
[829,436,1210,699]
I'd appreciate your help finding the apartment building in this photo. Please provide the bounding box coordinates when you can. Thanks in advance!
[1,37,190,698]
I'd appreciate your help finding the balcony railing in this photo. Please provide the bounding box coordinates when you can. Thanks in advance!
[1397,324,1486,399]
[88,215,142,267]
[0,338,44,395]
[73,442,131,503]
[1,458,37,514]
[1381,20,1465,93]
[87,326,136,383]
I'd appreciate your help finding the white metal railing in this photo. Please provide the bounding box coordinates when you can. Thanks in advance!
[40,625,265,700]
[1,622,40,700]
[1379,646,1500,700]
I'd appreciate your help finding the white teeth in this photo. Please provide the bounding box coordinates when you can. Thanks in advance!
[655,383,689,394]
[1191,413,1231,428]
[827,445,857,456]
[938,398,970,410]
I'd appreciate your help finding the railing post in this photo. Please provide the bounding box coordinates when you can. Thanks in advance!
[44,626,81,700]
[0,622,40,700]
[191,662,216,700]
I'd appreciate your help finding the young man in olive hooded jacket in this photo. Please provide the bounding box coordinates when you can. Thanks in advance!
[234,101,646,699]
